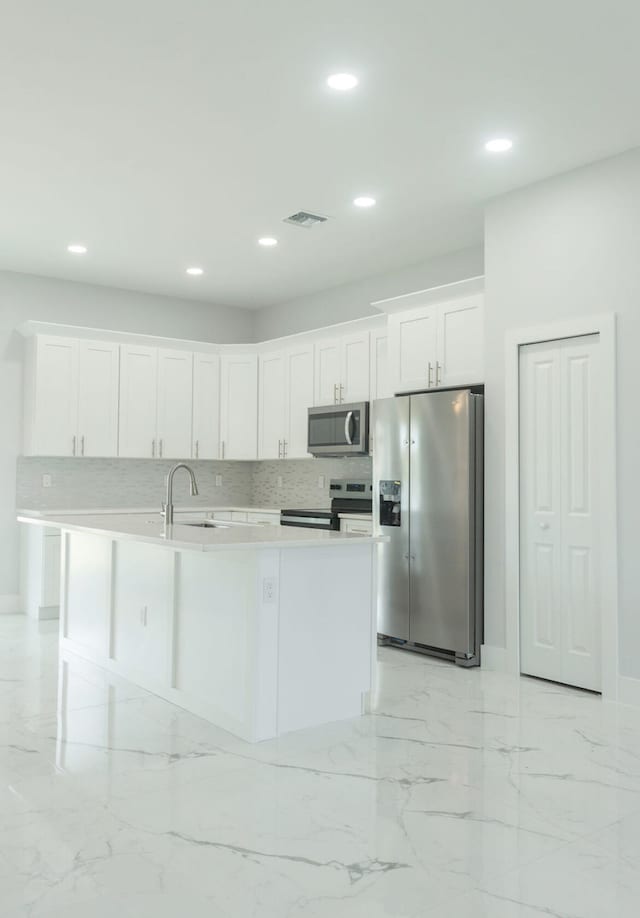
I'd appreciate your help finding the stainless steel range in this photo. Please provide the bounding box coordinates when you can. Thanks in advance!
[280,479,372,531]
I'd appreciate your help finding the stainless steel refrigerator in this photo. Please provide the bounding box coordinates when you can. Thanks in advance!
[373,389,483,666]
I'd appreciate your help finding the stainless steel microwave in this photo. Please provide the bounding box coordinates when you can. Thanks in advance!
[307,402,369,457]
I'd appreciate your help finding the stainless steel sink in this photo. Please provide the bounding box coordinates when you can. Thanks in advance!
[179,520,228,529]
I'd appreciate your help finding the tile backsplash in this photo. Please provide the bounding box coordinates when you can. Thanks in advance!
[16,456,373,511]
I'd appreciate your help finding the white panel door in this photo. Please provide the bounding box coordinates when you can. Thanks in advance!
[436,296,484,387]
[219,353,258,459]
[258,350,286,459]
[118,345,158,458]
[192,353,220,460]
[77,340,120,457]
[370,328,391,401]
[341,331,370,402]
[285,343,314,458]
[519,335,600,691]
[314,338,341,405]
[32,336,79,456]
[157,349,193,459]
[388,306,437,393]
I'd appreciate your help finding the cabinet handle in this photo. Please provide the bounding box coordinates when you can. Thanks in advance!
[428,362,433,388]
[152,439,156,458]
[339,383,344,403]
[277,439,282,459]
[436,362,442,386]
[221,440,225,460]
[195,439,199,459]
[159,439,163,458]
[80,435,85,457]
[283,439,288,458]
[333,383,338,404]
[72,435,76,456]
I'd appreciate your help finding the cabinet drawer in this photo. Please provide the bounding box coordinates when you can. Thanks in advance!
[341,519,373,535]
[247,511,280,526]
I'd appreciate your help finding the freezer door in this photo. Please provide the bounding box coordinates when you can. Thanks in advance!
[373,397,410,640]
[409,390,477,655]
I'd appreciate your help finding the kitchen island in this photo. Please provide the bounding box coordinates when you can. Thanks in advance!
[19,512,385,742]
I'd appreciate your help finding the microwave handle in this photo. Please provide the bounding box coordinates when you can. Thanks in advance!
[344,410,354,445]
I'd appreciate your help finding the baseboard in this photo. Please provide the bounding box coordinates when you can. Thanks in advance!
[0,594,22,615]
[480,643,508,671]
[617,675,640,708]
[36,604,60,622]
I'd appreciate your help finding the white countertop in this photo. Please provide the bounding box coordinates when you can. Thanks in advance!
[17,505,283,518]
[18,512,386,553]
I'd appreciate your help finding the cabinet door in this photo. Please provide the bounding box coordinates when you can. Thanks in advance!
[118,345,158,458]
[436,296,484,387]
[370,329,391,401]
[341,332,370,402]
[157,349,193,459]
[285,343,314,458]
[388,306,437,394]
[219,353,258,459]
[341,519,373,535]
[77,340,120,457]
[192,353,220,460]
[32,336,79,456]
[314,338,341,406]
[258,350,286,459]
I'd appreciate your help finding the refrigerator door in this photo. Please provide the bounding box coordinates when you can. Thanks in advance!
[373,396,410,640]
[409,390,477,655]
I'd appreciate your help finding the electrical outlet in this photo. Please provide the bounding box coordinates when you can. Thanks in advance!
[318,475,325,489]
[215,474,222,487]
[276,475,283,487]
[262,576,277,604]
[42,474,52,488]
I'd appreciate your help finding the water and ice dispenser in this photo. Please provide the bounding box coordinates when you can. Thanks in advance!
[379,480,402,527]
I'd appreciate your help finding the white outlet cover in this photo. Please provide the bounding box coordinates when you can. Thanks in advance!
[42,474,52,488]
[215,474,222,486]
[318,475,325,489]
[277,475,283,487]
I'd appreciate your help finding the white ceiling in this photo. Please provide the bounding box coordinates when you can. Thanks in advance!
[2,0,640,308]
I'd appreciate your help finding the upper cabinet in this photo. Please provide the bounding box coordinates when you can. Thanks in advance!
[24,335,119,457]
[118,345,159,458]
[388,294,484,393]
[192,353,220,460]
[314,330,370,405]
[369,328,391,401]
[156,349,193,459]
[258,342,314,459]
[220,353,258,459]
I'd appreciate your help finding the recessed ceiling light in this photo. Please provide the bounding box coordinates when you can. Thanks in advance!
[258,237,278,247]
[354,196,376,208]
[186,266,204,276]
[67,244,87,254]
[327,73,358,91]
[485,138,513,153]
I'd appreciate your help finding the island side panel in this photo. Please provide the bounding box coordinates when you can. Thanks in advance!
[62,531,112,658]
[276,543,375,735]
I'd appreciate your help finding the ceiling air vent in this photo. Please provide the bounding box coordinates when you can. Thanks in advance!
[283,210,329,229]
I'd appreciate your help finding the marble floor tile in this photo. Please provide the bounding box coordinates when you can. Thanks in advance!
[2,617,640,917]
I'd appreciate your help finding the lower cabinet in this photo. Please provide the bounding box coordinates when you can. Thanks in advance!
[111,541,173,683]
[20,525,61,620]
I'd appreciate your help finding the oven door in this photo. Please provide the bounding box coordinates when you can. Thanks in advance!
[307,402,369,456]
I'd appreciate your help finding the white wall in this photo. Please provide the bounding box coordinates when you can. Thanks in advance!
[0,270,254,606]
[484,147,640,679]
[254,245,484,340]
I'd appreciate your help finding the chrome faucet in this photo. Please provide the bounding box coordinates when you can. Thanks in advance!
[162,463,199,525]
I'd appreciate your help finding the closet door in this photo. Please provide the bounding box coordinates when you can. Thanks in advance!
[519,335,600,691]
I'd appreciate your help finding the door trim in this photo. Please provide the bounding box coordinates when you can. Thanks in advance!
[504,314,618,699]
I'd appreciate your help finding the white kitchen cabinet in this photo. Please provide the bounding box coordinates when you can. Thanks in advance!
[112,541,172,683]
[388,295,484,393]
[192,353,220,460]
[156,349,193,459]
[24,335,119,457]
[77,340,120,457]
[220,353,258,459]
[369,328,391,401]
[247,511,281,526]
[258,350,286,459]
[231,511,248,522]
[314,331,370,405]
[436,297,484,387]
[259,343,314,459]
[118,345,159,458]
[20,525,61,620]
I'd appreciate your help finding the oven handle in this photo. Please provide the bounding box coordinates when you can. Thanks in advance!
[344,410,354,445]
